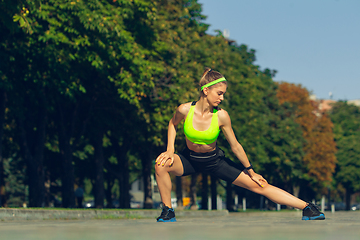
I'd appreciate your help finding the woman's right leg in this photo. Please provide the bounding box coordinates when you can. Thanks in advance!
[154,154,184,208]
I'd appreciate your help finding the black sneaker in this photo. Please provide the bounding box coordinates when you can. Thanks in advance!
[157,203,177,222]
[302,202,325,220]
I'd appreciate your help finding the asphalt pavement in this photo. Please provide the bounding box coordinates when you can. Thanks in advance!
[0,210,359,240]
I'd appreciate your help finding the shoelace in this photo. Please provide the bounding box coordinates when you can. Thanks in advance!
[158,203,170,219]
[308,203,321,214]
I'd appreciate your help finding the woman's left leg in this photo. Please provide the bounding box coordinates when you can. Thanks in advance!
[232,171,307,210]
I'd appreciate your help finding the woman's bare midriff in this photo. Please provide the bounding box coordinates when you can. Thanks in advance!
[185,138,217,153]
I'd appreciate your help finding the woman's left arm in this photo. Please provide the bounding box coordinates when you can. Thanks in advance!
[218,109,267,187]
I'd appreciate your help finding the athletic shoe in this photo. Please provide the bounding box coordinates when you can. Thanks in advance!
[302,202,325,220]
[157,203,177,222]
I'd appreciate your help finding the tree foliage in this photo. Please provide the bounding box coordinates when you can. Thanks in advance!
[330,101,360,208]
[276,82,337,196]
[0,0,340,208]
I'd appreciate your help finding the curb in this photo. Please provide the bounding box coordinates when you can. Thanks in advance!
[0,208,229,221]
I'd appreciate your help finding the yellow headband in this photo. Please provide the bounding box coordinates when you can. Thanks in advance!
[201,77,227,91]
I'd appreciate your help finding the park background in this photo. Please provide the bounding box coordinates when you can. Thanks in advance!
[0,0,359,211]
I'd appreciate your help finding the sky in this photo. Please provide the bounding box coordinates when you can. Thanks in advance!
[198,0,360,100]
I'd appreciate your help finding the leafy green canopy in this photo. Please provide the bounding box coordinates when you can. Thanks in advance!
[0,0,329,206]
[330,102,360,192]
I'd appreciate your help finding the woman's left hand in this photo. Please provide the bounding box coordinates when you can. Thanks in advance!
[248,171,268,187]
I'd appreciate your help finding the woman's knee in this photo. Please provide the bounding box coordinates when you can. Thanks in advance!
[259,181,269,188]
[154,161,171,175]
[154,162,163,174]
[233,173,270,193]
[249,182,271,194]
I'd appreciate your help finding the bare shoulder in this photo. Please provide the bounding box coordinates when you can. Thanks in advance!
[171,102,192,125]
[177,102,192,115]
[217,107,231,126]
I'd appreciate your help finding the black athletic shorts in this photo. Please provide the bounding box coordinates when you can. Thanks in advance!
[177,146,244,183]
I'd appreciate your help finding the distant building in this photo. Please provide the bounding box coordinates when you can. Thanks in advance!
[318,99,337,112]
[348,99,360,106]
[311,94,360,113]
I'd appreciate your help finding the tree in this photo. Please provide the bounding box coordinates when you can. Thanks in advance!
[330,101,360,210]
[262,99,305,195]
[23,0,163,207]
[0,0,337,208]
[133,0,211,208]
[277,82,337,199]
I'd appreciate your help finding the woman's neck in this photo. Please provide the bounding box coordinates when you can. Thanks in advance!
[196,98,213,115]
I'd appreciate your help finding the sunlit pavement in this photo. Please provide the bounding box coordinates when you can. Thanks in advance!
[0,211,359,240]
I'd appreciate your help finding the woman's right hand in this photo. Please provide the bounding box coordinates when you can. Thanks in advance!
[155,151,175,167]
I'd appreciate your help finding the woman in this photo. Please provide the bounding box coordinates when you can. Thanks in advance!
[155,68,325,222]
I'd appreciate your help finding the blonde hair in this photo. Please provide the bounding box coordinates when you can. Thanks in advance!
[199,68,226,92]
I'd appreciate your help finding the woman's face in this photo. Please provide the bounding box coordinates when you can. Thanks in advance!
[205,83,227,107]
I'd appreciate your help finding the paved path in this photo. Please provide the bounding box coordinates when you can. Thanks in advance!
[0,211,359,240]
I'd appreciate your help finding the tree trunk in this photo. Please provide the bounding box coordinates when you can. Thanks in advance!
[176,176,183,208]
[0,90,5,206]
[142,151,153,209]
[201,173,208,210]
[345,187,352,211]
[18,96,47,207]
[57,101,91,208]
[58,129,76,208]
[293,185,300,198]
[226,181,234,211]
[211,175,217,210]
[105,172,114,208]
[44,171,51,207]
[110,136,131,209]
[119,156,130,208]
[57,102,81,208]
[94,129,105,208]
[190,174,198,210]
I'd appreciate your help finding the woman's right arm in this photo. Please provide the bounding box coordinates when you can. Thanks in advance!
[156,103,188,166]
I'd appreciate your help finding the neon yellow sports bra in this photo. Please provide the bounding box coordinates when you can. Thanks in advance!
[184,102,220,145]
